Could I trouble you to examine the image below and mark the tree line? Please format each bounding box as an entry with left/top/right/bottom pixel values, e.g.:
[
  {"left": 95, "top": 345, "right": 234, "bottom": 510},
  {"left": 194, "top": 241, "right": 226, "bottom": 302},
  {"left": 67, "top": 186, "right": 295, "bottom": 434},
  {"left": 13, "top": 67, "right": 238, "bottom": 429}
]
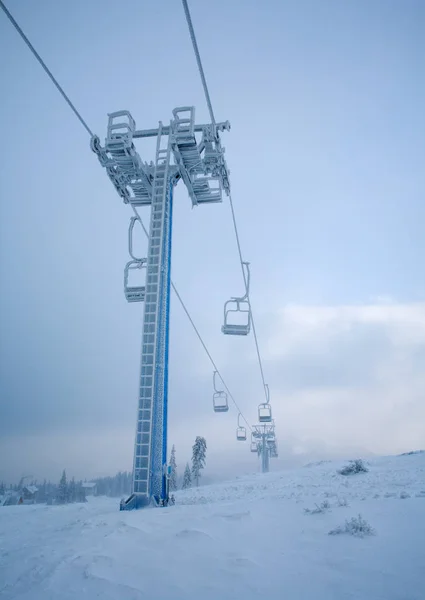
[
  {"left": 0, "top": 475, "right": 88, "bottom": 505},
  {"left": 0, "top": 435, "right": 207, "bottom": 504}
]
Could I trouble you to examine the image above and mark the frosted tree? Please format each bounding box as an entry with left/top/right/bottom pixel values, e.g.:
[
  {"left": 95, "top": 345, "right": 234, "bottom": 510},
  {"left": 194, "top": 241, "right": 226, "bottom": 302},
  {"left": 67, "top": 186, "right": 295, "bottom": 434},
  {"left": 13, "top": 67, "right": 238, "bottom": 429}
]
[
  {"left": 169, "top": 445, "right": 177, "bottom": 491},
  {"left": 182, "top": 463, "right": 192, "bottom": 489},
  {"left": 57, "top": 470, "right": 68, "bottom": 504},
  {"left": 191, "top": 436, "right": 207, "bottom": 487}
]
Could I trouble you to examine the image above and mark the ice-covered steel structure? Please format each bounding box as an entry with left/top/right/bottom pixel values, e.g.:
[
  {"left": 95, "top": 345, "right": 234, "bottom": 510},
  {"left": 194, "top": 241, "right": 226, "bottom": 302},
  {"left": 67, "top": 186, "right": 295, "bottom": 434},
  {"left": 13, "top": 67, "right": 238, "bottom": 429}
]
[{"left": 91, "top": 107, "right": 230, "bottom": 508}]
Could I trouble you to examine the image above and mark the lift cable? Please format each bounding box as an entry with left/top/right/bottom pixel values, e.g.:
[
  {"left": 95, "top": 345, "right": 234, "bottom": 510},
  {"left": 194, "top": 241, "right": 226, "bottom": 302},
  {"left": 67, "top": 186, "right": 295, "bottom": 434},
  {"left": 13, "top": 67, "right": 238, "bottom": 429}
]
[
  {"left": 132, "top": 207, "right": 252, "bottom": 431},
  {"left": 228, "top": 193, "right": 268, "bottom": 395},
  {"left": 181, "top": 0, "right": 216, "bottom": 127},
  {"left": 0, "top": 0, "right": 252, "bottom": 431},
  {"left": 181, "top": 0, "right": 270, "bottom": 404},
  {"left": 0, "top": 0, "right": 93, "bottom": 137}
]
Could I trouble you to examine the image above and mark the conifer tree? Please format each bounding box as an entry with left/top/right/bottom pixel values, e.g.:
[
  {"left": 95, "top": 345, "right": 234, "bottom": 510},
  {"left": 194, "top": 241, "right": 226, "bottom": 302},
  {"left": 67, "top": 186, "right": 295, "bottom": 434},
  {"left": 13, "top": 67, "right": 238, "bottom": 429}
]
[
  {"left": 58, "top": 470, "right": 68, "bottom": 504},
  {"left": 182, "top": 462, "right": 192, "bottom": 489},
  {"left": 191, "top": 436, "right": 207, "bottom": 487},
  {"left": 169, "top": 445, "right": 177, "bottom": 491}
]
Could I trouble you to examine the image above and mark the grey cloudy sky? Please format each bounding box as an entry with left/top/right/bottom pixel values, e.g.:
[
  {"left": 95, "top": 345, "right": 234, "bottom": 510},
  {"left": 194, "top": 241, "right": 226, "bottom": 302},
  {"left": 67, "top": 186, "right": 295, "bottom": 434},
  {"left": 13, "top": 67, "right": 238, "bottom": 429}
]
[{"left": 0, "top": 0, "right": 424, "bottom": 483}]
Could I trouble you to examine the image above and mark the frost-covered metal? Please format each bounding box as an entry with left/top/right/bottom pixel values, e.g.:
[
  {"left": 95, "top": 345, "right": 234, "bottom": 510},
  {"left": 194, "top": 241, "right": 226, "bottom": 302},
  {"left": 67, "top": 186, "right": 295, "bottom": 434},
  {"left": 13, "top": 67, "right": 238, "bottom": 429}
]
[
  {"left": 124, "top": 217, "right": 147, "bottom": 302},
  {"left": 222, "top": 262, "right": 251, "bottom": 336},
  {"left": 90, "top": 111, "right": 153, "bottom": 207},
  {"left": 252, "top": 411, "right": 278, "bottom": 472},
  {"left": 258, "top": 383, "right": 272, "bottom": 423},
  {"left": 124, "top": 259, "right": 147, "bottom": 302},
  {"left": 91, "top": 106, "right": 230, "bottom": 509},
  {"left": 236, "top": 413, "right": 247, "bottom": 441},
  {"left": 171, "top": 107, "right": 230, "bottom": 206},
  {"left": 132, "top": 123, "right": 174, "bottom": 504},
  {"left": 250, "top": 431, "right": 260, "bottom": 453},
  {"left": 258, "top": 403, "right": 272, "bottom": 423},
  {"left": 213, "top": 370, "right": 229, "bottom": 413}
]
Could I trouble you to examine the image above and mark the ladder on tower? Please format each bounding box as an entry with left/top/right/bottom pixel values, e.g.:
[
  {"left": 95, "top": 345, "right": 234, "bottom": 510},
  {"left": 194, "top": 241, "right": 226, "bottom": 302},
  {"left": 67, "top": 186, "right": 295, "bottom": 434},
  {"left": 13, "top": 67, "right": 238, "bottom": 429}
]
[{"left": 132, "top": 122, "right": 172, "bottom": 504}]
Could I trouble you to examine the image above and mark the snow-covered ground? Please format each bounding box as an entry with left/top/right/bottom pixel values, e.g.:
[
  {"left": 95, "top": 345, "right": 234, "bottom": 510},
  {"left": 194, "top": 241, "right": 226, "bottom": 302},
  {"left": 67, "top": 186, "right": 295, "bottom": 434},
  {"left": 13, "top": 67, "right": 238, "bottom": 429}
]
[{"left": 1, "top": 452, "right": 424, "bottom": 600}]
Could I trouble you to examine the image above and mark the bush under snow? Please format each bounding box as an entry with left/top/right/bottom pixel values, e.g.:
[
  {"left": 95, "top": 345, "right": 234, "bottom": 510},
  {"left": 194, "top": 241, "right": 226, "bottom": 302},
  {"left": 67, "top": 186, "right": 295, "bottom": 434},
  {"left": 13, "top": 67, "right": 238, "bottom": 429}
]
[
  {"left": 329, "top": 514, "right": 375, "bottom": 538},
  {"left": 304, "top": 500, "right": 331, "bottom": 514},
  {"left": 338, "top": 459, "right": 369, "bottom": 476}
]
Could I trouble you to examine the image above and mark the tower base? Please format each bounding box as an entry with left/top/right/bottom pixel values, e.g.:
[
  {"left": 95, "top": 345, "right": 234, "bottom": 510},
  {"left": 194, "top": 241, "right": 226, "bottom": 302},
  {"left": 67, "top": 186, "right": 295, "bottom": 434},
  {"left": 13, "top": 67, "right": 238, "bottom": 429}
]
[{"left": 119, "top": 493, "right": 151, "bottom": 511}]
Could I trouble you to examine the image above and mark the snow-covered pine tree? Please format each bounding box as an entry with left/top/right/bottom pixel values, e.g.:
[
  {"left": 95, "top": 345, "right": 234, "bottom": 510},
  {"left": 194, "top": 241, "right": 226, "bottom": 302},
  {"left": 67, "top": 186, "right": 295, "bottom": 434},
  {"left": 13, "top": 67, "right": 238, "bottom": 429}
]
[
  {"left": 169, "top": 445, "right": 177, "bottom": 491},
  {"left": 58, "top": 470, "right": 68, "bottom": 504},
  {"left": 182, "top": 462, "right": 192, "bottom": 489},
  {"left": 191, "top": 436, "right": 207, "bottom": 487}
]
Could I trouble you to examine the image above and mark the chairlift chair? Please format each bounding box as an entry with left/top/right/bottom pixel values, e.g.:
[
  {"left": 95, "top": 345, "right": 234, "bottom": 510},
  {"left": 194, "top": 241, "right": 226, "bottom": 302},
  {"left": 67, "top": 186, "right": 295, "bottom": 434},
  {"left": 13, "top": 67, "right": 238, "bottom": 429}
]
[
  {"left": 266, "top": 435, "right": 275, "bottom": 448},
  {"left": 258, "top": 403, "right": 272, "bottom": 423},
  {"left": 236, "top": 427, "right": 247, "bottom": 441},
  {"left": 124, "top": 259, "right": 146, "bottom": 302},
  {"left": 212, "top": 371, "right": 228, "bottom": 412},
  {"left": 106, "top": 110, "right": 136, "bottom": 146},
  {"left": 213, "top": 391, "right": 229, "bottom": 413},
  {"left": 221, "top": 262, "right": 251, "bottom": 336},
  {"left": 250, "top": 440, "right": 258, "bottom": 453},
  {"left": 236, "top": 413, "right": 247, "bottom": 441},
  {"left": 222, "top": 298, "right": 251, "bottom": 335}
]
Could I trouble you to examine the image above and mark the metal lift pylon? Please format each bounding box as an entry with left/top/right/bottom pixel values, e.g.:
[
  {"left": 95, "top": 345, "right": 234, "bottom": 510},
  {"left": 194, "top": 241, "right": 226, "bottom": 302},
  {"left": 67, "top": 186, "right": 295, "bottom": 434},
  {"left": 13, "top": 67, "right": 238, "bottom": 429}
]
[
  {"left": 91, "top": 107, "right": 231, "bottom": 509},
  {"left": 251, "top": 421, "right": 278, "bottom": 474},
  {"left": 130, "top": 124, "right": 174, "bottom": 508}
]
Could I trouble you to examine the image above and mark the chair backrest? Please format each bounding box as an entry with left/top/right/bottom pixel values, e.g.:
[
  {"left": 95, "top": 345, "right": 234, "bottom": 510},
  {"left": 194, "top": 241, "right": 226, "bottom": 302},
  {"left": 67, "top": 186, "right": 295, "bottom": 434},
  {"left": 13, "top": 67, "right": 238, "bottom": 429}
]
[
  {"left": 213, "top": 391, "right": 228, "bottom": 412},
  {"left": 258, "top": 403, "right": 272, "bottom": 422},
  {"left": 236, "top": 426, "right": 247, "bottom": 441}
]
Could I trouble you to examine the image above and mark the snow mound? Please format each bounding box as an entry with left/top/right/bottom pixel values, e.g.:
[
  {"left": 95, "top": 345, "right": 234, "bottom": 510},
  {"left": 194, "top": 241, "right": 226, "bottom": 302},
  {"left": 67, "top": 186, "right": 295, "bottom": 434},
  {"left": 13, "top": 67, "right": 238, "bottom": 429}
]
[{"left": 0, "top": 452, "right": 424, "bottom": 600}]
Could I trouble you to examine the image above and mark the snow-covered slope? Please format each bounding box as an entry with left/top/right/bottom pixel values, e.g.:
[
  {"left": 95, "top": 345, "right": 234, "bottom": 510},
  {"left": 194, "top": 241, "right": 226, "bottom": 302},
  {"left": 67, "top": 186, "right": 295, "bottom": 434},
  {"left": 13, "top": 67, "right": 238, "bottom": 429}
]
[{"left": 1, "top": 453, "right": 424, "bottom": 600}]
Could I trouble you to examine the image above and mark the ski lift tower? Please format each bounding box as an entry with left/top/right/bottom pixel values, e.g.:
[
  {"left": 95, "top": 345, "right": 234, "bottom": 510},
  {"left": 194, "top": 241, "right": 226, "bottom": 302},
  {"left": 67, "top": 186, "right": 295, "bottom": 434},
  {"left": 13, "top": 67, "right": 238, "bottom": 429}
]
[
  {"left": 91, "top": 107, "right": 230, "bottom": 509},
  {"left": 252, "top": 421, "right": 278, "bottom": 473}
]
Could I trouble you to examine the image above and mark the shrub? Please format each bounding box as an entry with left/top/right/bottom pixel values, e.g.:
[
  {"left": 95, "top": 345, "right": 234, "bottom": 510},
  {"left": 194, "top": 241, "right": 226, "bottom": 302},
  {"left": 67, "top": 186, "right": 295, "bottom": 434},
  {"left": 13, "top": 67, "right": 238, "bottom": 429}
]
[
  {"left": 329, "top": 514, "right": 375, "bottom": 538},
  {"left": 338, "top": 459, "right": 369, "bottom": 476},
  {"left": 304, "top": 500, "right": 331, "bottom": 514}
]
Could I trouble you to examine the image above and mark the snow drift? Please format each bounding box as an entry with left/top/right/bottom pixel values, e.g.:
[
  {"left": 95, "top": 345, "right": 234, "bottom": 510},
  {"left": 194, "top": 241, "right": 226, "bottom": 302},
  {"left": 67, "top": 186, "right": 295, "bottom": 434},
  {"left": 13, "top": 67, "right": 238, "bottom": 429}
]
[{"left": 1, "top": 452, "right": 424, "bottom": 599}]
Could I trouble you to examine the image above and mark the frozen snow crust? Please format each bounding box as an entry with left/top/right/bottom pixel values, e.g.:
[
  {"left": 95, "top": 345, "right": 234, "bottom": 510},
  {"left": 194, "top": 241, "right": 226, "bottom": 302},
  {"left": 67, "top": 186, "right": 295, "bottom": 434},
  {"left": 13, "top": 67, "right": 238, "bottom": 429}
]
[{"left": 1, "top": 452, "right": 424, "bottom": 599}]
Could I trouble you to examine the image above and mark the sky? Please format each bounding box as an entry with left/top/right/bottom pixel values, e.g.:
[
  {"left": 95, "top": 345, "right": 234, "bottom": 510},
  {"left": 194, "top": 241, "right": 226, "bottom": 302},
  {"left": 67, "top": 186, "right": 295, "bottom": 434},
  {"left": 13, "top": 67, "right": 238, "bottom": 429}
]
[{"left": 0, "top": 0, "right": 424, "bottom": 484}]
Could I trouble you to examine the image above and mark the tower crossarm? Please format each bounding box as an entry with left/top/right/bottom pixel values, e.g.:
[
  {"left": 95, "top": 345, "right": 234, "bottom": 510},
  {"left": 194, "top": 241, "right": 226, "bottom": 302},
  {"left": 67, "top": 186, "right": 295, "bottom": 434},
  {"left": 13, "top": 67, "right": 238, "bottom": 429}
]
[{"left": 133, "top": 121, "right": 230, "bottom": 139}]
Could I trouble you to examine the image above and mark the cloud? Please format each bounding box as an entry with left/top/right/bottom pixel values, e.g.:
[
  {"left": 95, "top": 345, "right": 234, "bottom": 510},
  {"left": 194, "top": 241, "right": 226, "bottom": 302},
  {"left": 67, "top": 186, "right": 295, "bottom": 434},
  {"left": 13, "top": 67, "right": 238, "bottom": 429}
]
[
  {"left": 1, "top": 300, "right": 424, "bottom": 483},
  {"left": 262, "top": 302, "right": 425, "bottom": 457}
]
